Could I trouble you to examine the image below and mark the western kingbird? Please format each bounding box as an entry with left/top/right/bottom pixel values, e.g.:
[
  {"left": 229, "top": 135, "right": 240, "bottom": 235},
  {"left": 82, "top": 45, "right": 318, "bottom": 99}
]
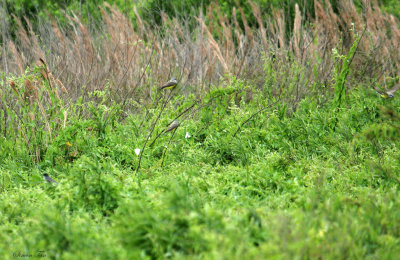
[
  {"left": 159, "top": 77, "right": 178, "bottom": 90},
  {"left": 43, "top": 173, "right": 58, "bottom": 184},
  {"left": 165, "top": 120, "right": 179, "bottom": 133},
  {"left": 375, "top": 84, "right": 400, "bottom": 99}
]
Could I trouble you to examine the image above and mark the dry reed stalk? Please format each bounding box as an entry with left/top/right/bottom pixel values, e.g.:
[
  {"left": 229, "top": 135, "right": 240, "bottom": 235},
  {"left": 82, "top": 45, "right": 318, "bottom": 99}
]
[
  {"left": 340, "top": 0, "right": 363, "bottom": 32},
  {"left": 216, "top": 5, "right": 234, "bottom": 67},
  {"left": 235, "top": 0, "right": 254, "bottom": 45},
  {"left": 207, "top": 3, "right": 215, "bottom": 37},
  {"left": 197, "top": 17, "right": 229, "bottom": 73},
  {"left": 268, "top": 11, "right": 277, "bottom": 41},
  {"left": 215, "top": 6, "right": 228, "bottom": 53},
  {"left": 51, "top": 16, "right": 65, "bottom": 46},
  {"left": 249, "top": 0, "right": 268, "bottom": 52},
  {"left": 133, "top": 5, "right": 145, "bottom": 34},
  {"left": 200, "top": 41, "right": 212, "bottom": 89},
  {"left": 107, "top": 6, "right": 149, "bottom": 88},
  {"left": 197, "top": 33, "right": 206, "bottom": 85},
  {"left": 316, "top": 0, "right": 340, "bottom": 46},
  {"left": 38, "top": 58, "right": 61, "bottom": 101},
  {"left": 341, "top": 0, "right": 369, "bottom": 51},
  {"left": 206, "top": 56, "right": 215, "bottom": 84},
  {"left": 293, "top": 4, "right": 302, "bottom": 60},
  {"left": 212, "top": 4, "right": 223, "bottom": 42},
  {"left": 171, "top": 48, "right": 178, "bottom": 68},
  {"left": 111, "top": 5, "right": 135, "bottom": 47},
  {"left": 301, "top": 30, "right": 316, "bottom": 64},
  {"left": 8, "top": 41, "right": 24, "bottom": 74},
  {"left": 73, "top": 14, "right": 94, "bottom": 63},
  {"left": 154, "top": 41, "right": 163, "bottom": 69},
  {"left": 314, "top": 0, "right": 336, "bottom": 55},
  {"left": 173, "top": 18, "right": 185, "bottom": 42},
  {"left": 388, "top": 15, "right": 400, "bottom": 45},
  {"left": 387, "top": 15, "right": 400, "bottom": 73},
  {"left": 56, "top": 79, "right": 68, "bottom": 94},
  {"left": 274, "top": 10, "right": 286, "bottom": 49},
  {"left": 326, "top": 1, "right": 342, "bottom": 32},
  {"left": 9, "top": 80, "right": 24, "bottom": 104},
  {"left": 39, "top": 65, "right": 48, "bottom": 81},
  {"left": 236, "top": 40, "right": 250, "bottom": 76},
  {"left": 232, "top": 7, "right": 243, "bottom": 52},
  {"left": 222, "top": 13, "right": 234, "bottom": 57},
  {"left": 12, "top": 15, "right": 30, "bottom": 49},
  {"left": 224, "top": 13, "right": 235, "bottom": 60},
  {"left": 101, "top": 7, "right": 119, "bottom": 46},
  {"left": 48, "top": 72, "right": 61, "bottom": 101},
  {"left": 166, "top": 24, "right": 181, "bottom": 65},
  {"left": 231, "top": 5, "right": 247, "bottom": 74},
  {"left": 371, "top": 4, "right": 390, "bottom": 57},
  {"left": 3, "top": 0, "right": 399, "bottom": 107},
  {"left": 68, "top": 26, "right": 84, "bottom": 73},
  {"left": 372, "top": 0, "right": 385, "bottom": 31},
  {"left": 24, "top": 16, "right": 45, "bottom": 59},
  {"left": 363, "top": 0, "right": 377, "bottom": 35}
]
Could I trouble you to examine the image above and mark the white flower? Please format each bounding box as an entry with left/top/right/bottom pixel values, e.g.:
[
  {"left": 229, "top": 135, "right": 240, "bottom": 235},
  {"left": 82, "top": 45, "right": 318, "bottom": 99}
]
[
  {"left": 134, "top": 148, "right": 141, "bottom": 156},
  {"left": 185, "top": 132, "right": 191, "bottom": 139}
]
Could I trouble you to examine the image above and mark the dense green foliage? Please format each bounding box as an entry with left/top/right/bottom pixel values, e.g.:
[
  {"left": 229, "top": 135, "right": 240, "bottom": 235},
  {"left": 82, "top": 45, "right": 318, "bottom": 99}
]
[{"left": 1, "top": 69, "right": 400, "bottom": 258}]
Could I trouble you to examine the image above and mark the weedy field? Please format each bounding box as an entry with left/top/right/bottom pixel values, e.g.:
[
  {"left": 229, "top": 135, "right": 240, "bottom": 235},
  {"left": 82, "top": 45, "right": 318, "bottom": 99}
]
[{"left": 1, "top": 0, "right": 400, "bottom": 259}]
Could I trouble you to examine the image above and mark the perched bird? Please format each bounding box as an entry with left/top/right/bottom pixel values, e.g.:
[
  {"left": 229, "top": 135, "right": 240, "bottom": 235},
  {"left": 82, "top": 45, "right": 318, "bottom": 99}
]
[
  {"left": 159, "top": 77, "right": 178, "bottom": 90},
  {"left": 375, "top": 84, "right": 400, "bottom": 99},
  {"left": 165, "top": 120, "right": 179, "bottom": 133},
  {"left": 43, "top": 173, "right": 58, "bottom": 184}
]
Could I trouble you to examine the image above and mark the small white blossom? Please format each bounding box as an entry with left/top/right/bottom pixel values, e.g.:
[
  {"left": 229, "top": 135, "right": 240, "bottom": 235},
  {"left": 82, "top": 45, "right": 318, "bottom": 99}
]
[
  {"left": 185, "top": 132, "right": 191, "bottom": 139},
  {"left": 134, "top": 148, "right": 141, "bottom": 156}
]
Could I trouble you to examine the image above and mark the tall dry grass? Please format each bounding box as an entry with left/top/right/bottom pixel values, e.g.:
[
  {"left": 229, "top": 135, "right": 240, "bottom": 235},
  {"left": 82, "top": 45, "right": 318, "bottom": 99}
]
[
  {"left": 0, "top": 0, "right": 399, "bottom": 108},
  {"left": 2, "top": 60, "right": 67, "bottom": 163}
]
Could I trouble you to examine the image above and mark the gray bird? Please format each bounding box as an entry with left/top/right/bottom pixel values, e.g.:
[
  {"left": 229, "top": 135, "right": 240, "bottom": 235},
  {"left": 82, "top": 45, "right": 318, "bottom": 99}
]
[
  {"left": 43, "top": 173, "right": 58, "bottom": 184},
  {"left": 159, "top": 77, "right": 178, "bottom": 90},
  {"left": 375, "top": 84, "right": 400, "bottom": 99},
  {"left": 165, "top": 120, "right": 179, "bottom": 133}
]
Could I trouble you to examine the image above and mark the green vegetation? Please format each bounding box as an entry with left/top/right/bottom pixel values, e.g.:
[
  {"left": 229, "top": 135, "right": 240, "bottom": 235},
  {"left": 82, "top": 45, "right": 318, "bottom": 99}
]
[
  {"left": 1, "top": 67, "right": 400, "bottom": 259},
  {"left": 1, "top": 0, "right": 400, "bottom": 258}
]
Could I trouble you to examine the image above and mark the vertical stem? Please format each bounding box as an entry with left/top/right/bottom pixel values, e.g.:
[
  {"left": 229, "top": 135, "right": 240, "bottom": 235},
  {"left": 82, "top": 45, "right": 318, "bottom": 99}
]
[
  {"left": 1, "top": 0, "right": 9, "bottom": 76},
  {"left": 136, "top": 89, "right": 174, "bottom": 174},
  {"left": 161, "top": 127, "right": 177, "bottom": 168}
]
